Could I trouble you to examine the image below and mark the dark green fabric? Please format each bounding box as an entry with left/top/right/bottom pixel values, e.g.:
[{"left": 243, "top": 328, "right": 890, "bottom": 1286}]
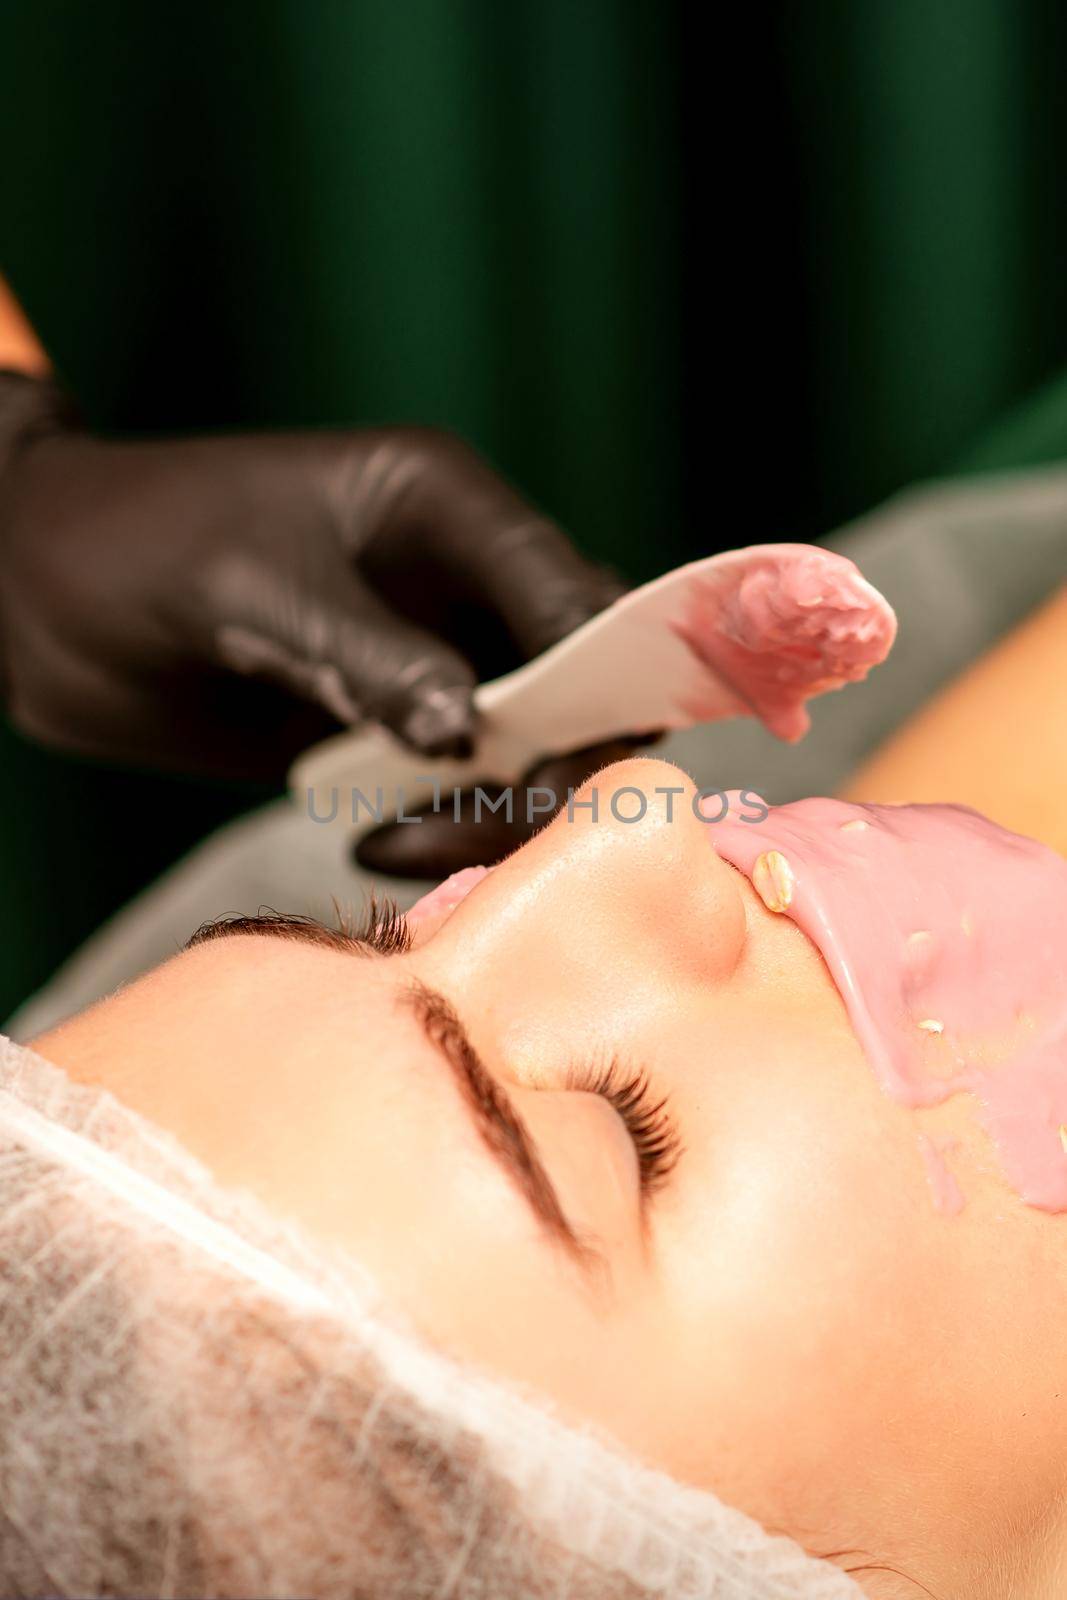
[
  {"left": 780, "top": 0, "right": 1067, "bottom": 526},
  {"left": 4, "top": 0, "right": 1067, "bottom": 1018},
  {"left": 953, "top": 370, "right": 1067, "bottom": 474},
  {"left": 2, "top": 0, "right": 680, "bottom": 566}
]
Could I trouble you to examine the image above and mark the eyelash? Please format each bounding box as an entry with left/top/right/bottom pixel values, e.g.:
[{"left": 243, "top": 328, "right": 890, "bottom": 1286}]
[
  {"left": 567, "top": 1060, "right": 683, "bottom": 1195},
  {"left": 350, "top": 893, "right": 415, "bottom": 954},
  {"left": 355, "top": 898, "right": 682, "bottom": 1193}
]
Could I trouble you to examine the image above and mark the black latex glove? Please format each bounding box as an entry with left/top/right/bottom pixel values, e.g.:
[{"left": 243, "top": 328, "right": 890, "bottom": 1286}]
[{"left": 0, "top": 369, "right": 625, "bottom": 783}]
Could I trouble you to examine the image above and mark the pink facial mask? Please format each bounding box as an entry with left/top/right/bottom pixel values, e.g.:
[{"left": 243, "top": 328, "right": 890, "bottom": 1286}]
[
  {"left": 708, "top": 796, "right": 1067, "bottom": 1213},
  {"left": 406, "top": 866, "right": 493, "bottom": 931}
]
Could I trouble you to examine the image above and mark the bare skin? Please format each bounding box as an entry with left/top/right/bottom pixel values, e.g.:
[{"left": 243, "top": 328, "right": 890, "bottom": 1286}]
[
  {"left": 5, "top": 285, "right": 1062, "bottom": 1588},
  {"left": 0, "top": 275, "right": 50, "bottom": 375},
  {"left": 33, "top": 733, "right": 1067, "bottom": 1599}
]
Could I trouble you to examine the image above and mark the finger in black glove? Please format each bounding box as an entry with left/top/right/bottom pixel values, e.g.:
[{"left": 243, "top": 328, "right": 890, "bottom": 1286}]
[{"left": 0, "top": 371, "right": 624, "bottom": 781}]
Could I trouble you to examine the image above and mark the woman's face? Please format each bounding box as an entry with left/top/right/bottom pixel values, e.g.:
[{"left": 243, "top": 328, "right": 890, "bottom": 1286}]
[{"left": 35, "top": 760, "right": 1067, "bottom": 1597}]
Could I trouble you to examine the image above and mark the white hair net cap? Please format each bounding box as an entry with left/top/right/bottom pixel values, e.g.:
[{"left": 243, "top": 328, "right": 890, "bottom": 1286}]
[{"left": 0, "top": 1035, "right": 861, "bottom": 1599}]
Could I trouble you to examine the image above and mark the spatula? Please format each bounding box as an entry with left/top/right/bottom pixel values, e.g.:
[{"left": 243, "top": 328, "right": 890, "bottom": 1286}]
[{"left": 289, "top": 542, "right": 897, "bottom": 842}]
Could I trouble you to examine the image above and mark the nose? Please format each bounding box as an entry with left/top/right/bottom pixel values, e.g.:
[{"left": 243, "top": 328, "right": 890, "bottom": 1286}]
[{"left": 421, "top": 759, "right": 750, "bottom": 1040}]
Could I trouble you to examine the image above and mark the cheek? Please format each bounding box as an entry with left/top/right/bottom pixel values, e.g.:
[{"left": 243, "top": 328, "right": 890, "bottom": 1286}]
[
  {"left": 655, "top": 1025, "right": 947, "bottom": 1517},
  {"left": 289, "top": 1034, "right": 619, "bottom": 1410}
]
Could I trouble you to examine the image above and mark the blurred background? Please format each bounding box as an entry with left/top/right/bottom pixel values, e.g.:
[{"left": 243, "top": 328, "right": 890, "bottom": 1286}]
[{"left": 3, "top": 0, "right": 1067, "bottom": 1018}]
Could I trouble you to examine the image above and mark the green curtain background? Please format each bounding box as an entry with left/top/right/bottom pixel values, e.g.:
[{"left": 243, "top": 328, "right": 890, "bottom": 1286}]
[
  {"left": 3, "top": 0, "right": 1067, "bottom": 1019},
  {"left": 780, "top": 0, "right": 1067, "bottom": 516}
]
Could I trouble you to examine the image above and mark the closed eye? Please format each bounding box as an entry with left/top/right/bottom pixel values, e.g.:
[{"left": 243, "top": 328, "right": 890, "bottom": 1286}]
[
  {"left": 186, "top": 903, "right": 681, "bottom": 1214},
  {"left": 567, "top": 1060, "right": 683, "bottom": 1198}
]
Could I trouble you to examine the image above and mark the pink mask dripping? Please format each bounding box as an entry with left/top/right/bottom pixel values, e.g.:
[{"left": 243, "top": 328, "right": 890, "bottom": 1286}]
[{"left": 708, "top": 796, "right": 1067, "bottom": 1214}]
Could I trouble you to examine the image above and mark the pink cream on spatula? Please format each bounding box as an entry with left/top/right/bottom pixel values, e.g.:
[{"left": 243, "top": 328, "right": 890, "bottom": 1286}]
[
  {"left": 292, "top": 544, "right": 898, "bottom": 845},
  {"left": 670, "top": 547, "right": 896, "bottom": 741},
  {"left": 707, "top": 795, "right": 1067, "bottom": 1214}
]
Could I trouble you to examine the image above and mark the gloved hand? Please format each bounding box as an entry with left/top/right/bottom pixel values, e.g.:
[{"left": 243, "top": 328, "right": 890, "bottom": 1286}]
[{"left": 0, "top": 369, "right": 625, "bottom": 783}]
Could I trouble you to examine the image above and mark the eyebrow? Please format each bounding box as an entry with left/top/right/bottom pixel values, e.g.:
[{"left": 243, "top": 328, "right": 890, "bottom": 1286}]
[
  {"left": 401, "top": 978, "right": 599, "bottom": 1271},
  {"left": 184, "top": 913, "right": 601, "bottom": 1274}
]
